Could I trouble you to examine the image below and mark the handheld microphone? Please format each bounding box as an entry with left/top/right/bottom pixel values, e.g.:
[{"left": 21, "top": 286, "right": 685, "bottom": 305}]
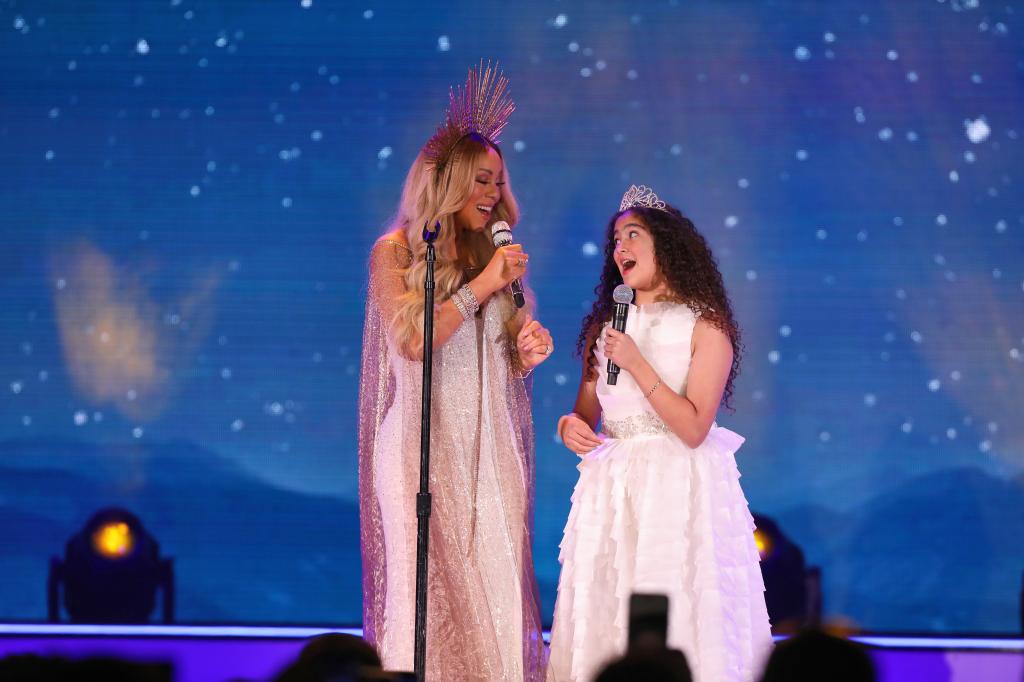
[
  {"left": 606, "top": 284, "right": 634, "bottom": 385},
  {"left": 490, "top": 221, "right": 526, "bottom": 308}
]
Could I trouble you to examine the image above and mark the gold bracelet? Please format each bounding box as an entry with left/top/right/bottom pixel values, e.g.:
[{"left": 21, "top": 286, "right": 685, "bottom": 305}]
[{"left": 644, "top": 380, "right": 662, "bottom": 399}]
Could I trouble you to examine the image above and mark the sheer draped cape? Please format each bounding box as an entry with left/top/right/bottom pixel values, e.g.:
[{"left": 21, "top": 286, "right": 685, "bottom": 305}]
[{"left": 358, "top": 238, "right": 545, "bottom": 680}]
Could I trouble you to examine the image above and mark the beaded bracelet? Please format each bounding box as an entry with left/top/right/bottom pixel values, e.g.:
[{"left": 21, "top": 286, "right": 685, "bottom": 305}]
[
  {"left": 644, "top": 380, "right": 662, "bottom": 399},
  {"left": 451, "top": 291, "right": 470, "bottom": 320},
  {"left": 454, "top": 284, "right": 479, "bottom": 320},
  {"left": 451, "top": 285, "right": 479, "bottom": 321}
]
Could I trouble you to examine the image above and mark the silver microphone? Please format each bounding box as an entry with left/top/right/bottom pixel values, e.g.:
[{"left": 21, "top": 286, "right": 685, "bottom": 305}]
[
  {"left": 607, "top": 284, "right": 634, "bottom": 385},
  {"left": 490, "top": 221, "right": 526, "bottom": 308}
]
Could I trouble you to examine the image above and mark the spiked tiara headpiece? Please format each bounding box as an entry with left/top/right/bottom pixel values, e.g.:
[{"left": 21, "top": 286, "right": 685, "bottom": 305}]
[
  {"left": 422, "top": 61, "right": 515, "bottom": 169},
  {"left": 619, "top": 184, "right": 668, "bottom": 212}
]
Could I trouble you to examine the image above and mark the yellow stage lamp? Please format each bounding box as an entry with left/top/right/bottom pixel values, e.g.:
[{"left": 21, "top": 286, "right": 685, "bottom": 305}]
[
  {"left": 92, "top": 522, "right": 135, "bottom": 559},
  {"left": 754, "top": 527, "right": 773, "bottom": 560}
]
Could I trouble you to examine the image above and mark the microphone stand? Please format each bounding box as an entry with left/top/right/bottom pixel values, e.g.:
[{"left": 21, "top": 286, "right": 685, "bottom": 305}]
[{"left": 413, "top": 221, "right": 439, "bottom": 681}]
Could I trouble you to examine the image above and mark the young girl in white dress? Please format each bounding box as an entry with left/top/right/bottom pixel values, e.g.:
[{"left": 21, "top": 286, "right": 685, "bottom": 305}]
[{"left": 547, "top": 186, "right": 773, "bottom": 682}]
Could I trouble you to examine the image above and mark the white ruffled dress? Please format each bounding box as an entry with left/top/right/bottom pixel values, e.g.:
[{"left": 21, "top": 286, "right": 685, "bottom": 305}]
[{"left": 547, "top": 302, "right": 773, "bottom": 682}]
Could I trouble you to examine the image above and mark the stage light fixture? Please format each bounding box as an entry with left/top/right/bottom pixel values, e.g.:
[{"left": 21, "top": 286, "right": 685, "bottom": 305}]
[
  {"left": 48, "top": 507, "right": 174, "bottom": 624},
  {"left": 753, "top": 513, "right": 821, "bottom": 633},
  {"left": 754, "top": 526, "right": 773, "bottom": 559},
  {"left": 92, "top": 520, "right": 135, "bottom": 559}
]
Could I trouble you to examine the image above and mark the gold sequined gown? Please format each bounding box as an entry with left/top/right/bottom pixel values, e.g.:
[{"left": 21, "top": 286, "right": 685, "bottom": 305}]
[
  {"left": 547, "top": 302, "right": 773, "bottom": 682},
  {"left": 358, "top": 239, "right": 546, "bottom": 681}
]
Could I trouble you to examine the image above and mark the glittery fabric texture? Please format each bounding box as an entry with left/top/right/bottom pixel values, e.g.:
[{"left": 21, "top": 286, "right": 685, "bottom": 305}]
[
  {"left": 602, "top": 413, "right": 672, "bottom": 439},
  {"left": 358, "top": 239, "right": 546, "bottom": 681}
]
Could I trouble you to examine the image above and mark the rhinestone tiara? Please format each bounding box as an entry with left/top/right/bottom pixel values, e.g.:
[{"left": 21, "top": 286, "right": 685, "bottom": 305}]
[{"left": 619, "top": 184, "right": 668, "bottom": 212}]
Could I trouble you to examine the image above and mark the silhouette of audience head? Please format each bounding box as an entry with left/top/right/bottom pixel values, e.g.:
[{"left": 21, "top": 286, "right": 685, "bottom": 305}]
[
  {"left": 760, "top": 628, "right": 876, "bottom": 682},
  {"left": 272, "top": 632, "right": 391, "bottom": 682},
  {"left": 595, "top": 648, "right": 693, "bottom": 682}
]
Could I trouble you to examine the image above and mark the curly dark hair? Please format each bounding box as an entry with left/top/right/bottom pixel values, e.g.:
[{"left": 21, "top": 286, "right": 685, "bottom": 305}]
[{"left": 576, "top": 204, "right": 743, "bottom": 409}]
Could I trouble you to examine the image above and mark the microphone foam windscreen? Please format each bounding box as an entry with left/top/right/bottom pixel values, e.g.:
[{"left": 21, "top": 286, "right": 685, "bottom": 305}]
[
  {"left": 490, "top": 221, "right": 512, "bottom": 245},
  {"left": 612, "top": 284, "right": 634, "bottom": 305}
]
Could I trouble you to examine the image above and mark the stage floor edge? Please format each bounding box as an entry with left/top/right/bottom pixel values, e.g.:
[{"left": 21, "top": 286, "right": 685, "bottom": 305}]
[{"left": 0, "top": 625, "right": 1021, "bottom": 682}]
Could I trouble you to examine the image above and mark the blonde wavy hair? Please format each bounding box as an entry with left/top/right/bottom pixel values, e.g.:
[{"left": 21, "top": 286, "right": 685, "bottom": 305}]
[{"left": 390, "top": 133, "right": 526, "bottom": 357}]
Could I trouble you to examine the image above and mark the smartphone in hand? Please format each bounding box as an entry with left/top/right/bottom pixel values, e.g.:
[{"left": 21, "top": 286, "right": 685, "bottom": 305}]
[{"left": 628, "top": 592, "right": 669, "bottom": 651}]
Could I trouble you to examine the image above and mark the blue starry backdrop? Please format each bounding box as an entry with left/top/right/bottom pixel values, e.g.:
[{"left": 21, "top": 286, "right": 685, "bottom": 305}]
[{"left": 1, "top": 0, "right": 1022, "bottom": 631}]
